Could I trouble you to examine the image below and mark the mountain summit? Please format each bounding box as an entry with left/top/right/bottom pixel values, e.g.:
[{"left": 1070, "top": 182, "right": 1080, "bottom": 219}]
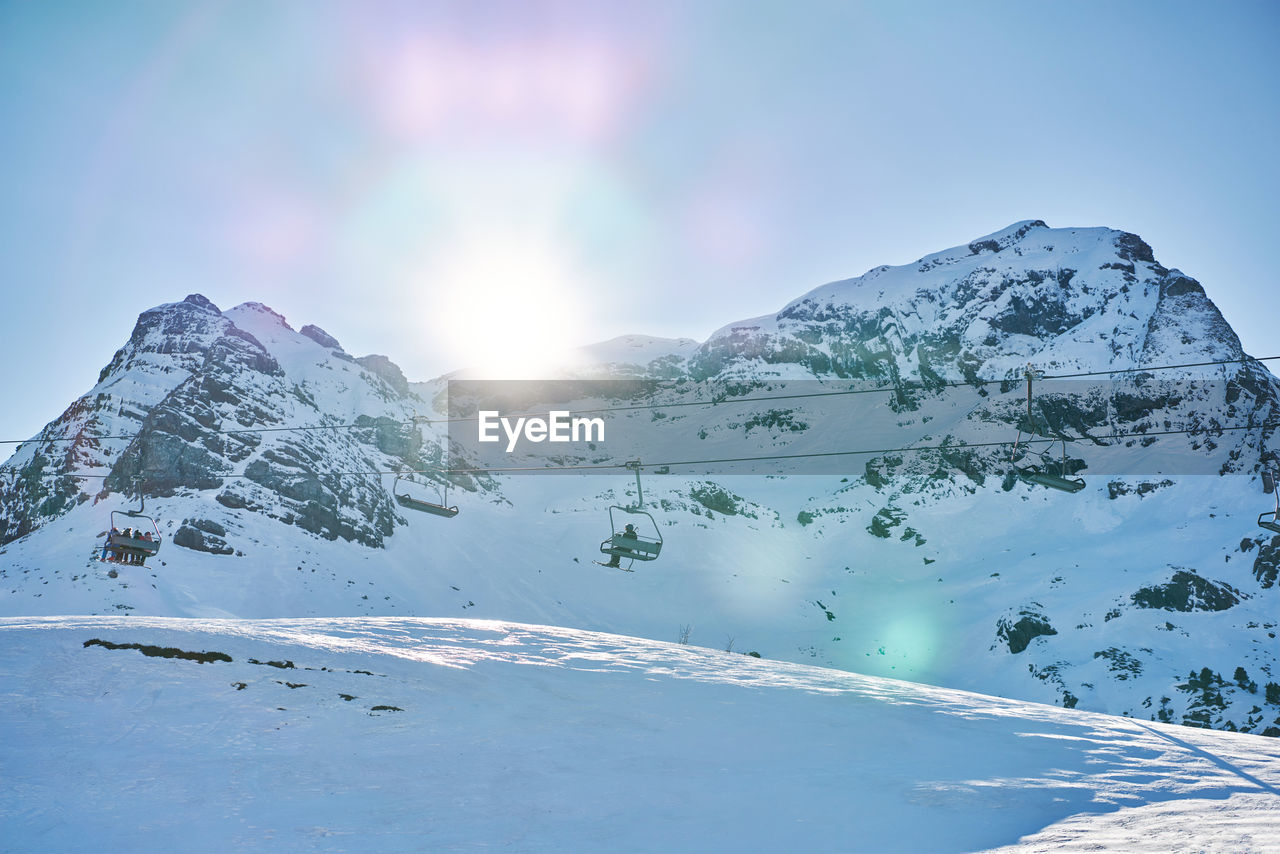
[{"left": 692, "top": 221, "right": 1242, "bottom": 384}]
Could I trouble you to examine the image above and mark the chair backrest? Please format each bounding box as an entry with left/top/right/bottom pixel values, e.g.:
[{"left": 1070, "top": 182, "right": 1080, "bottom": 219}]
[
  {"left": 1025, "top": 472, "right": 1085, "bottom": 493},
  {"left": 611, "top": 534, "right": 661, "bottom": 556},
  {"left": 109, "top": 532, "right": 161, "bottom": 555}
]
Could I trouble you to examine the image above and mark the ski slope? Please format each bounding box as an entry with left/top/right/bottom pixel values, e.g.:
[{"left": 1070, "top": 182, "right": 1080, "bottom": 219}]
[{"left": 3, "top": 616, "right": 1279, "bottom": 853}]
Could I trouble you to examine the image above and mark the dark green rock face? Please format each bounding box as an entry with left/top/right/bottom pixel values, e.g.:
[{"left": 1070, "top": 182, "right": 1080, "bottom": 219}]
[
  {"left": 997, "top": 610, "right": 1058, "bottom": 654},
  {"left": 1130, "top": 570, "right": 1241, "bottom": 613}
]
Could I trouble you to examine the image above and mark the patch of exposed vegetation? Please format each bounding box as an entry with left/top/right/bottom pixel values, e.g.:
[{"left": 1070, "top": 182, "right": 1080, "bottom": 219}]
[{"left": 83, "top": 638, "right": 231, "bottom": 664}]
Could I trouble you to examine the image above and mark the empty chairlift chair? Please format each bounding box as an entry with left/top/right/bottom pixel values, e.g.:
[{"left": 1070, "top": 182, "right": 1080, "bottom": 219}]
[
  {"left": 393, "top": 471, "right": 459, "bottom": 518},
  {"left": 1260, "top": 459, "right": 1280, "bottom": 534},
  {"left": 1009, "top": 365, "right": 1086, "bottom": 494},
  {"left": 1011, "top": 435, "right": 1086, "bottom": 493}
]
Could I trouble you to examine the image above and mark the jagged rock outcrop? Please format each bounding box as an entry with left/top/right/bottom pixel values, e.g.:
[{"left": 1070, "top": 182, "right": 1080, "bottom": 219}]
[
  {"left": 1130, "top": 569, "right": 1242, "bottom": 613},
  {"left": 0, "top": 295, "right": 473, "bottom": 549},
  {"left": 996, "top": 607, "right": 1058, "bottom": 654}
]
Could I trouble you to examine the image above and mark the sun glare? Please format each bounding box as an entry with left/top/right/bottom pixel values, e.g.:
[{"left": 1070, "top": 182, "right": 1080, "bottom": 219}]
[{"left": 428, "top": 234, "right": 590, "bottom": 379}]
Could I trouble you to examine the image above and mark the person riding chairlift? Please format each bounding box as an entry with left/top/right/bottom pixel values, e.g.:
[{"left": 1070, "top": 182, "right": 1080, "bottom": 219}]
[
  {"left": 604, "top": 523, "right": 639, "bottom": 568},
  {"left": 104, "top": 527, "right": 122, "bottom": 563}
]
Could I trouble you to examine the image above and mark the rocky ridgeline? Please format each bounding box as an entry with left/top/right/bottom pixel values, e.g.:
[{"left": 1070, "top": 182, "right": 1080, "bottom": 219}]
[
  {"left": 691, "top": 222, "right": 1236, "bottom": 381},
  {"left": 5, "top": 223, "right": 1277, "bottom": 547}
]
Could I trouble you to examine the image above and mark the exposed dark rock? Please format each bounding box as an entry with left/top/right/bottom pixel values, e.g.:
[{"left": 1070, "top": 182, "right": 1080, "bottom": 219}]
[
  {"left": 354, "top": 415, "right": 422, "bottom": 459},
  {"left": 968, "top": 221, "right": 1045, "bottom": 255},
  {"left": 182, "top": 293, "right": 221, "bottom": 313},
  {"left": 997, "top": 608, "right": 1057, "bottom": 654},
  {"left": 867, "top": 506, "right": 906, "bottom": 538},
  {"left": 357, "top": 354, "right": 410, "bottom": 397},
  {"left": 1130, "top": 569, "right": 1241, "bottom": 613},
  {"left": 864, "top": 456, "right": 902, "bottom": 489},
  {"left": 1093, "top": 647, "right": 1143, "bottom": 680},
  {"left": 740, "top": 408, "right": 808, "bottom": 435},
  {"left": 300, "top": 324, "right": 342, "bottom": 350},
  {"left": 689, "top": 482, "right": 742, "bottom": 516},
  {"left": 173, "top": 520, "right": 234, "bottom": 555},
  {"left": 84, "top": 638, "right": 232, "bottom": 663},
  {"left": 1107, "top": 479, "right": 1175, "bottom": 500},
  {"left": 1162, "top": 274, "right": 1205, "bottom": 299},
  {"left": 1252, "top": 537, "right": 1280, "bottom": 588},
  {"left": 936, "top": 446, "right": 985, "bottom": 486},
  {"left": 989, "top": 286, "right": 1080, "bottom": 338},
  {"left": 1114, "top": 232, "right": 1155, "bottom": 264}
]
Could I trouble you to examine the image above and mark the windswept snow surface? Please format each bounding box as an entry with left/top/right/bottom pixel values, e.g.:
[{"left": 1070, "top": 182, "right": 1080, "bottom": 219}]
[{"left": 3, "top": 616, "right": 1279, "bottom": 853}]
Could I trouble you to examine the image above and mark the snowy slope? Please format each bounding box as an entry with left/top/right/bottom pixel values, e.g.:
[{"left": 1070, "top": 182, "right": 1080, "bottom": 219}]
[{"left": 3, "top": 615, "right": 1280, "bottom": 854}]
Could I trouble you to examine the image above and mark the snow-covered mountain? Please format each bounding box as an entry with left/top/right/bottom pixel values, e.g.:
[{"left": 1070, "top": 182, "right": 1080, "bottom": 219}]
[
  {"left": 693, "top": 220, "right": 1242, "bottom": 382},
  {"left": 3, "top": 220, "right": 1280, "bottom": 742}
]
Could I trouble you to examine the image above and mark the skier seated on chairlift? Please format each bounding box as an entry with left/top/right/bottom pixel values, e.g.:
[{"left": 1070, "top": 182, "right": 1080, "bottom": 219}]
[
  {"left": 104, "top": 527, "right": 122, "bottom": 563},
  {"left": 603, "top": 523, "right": 639, "bottom": 568},
  {"left": 122, "top": 528, "right": 136, "bottom": 564}
]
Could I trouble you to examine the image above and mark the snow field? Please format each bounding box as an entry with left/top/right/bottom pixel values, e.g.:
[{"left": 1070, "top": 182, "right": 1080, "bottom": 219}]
[{"left": 3, "top": 616, "right": 1280, "bottom": 853}]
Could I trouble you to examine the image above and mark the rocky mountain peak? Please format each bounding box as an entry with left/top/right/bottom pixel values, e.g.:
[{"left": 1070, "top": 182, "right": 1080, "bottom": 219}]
[
  {"left": 690, "top": 221, "right": 1243, "bottom": 384},
  {"left": 965, "top": 219, "right": 1049, "bottom": 254},
  {"left": 180, "top": 293, "right": 221, "bottom": 313},
  {"left": 356, "top": 354, "right": 411, "bottom": 397},
  {"left": 300, "top": 324, "right": 344, "bottom": 351},
  {"left": 0, "top": 293, "right": 444, "bottom": 548}
]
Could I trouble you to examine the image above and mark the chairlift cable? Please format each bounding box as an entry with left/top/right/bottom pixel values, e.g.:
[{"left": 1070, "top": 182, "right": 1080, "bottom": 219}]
[
  {"left": 1, "top": 354, "right": 1277, "bottom": 447},
  {"left": 17, "top": 420, "right": 1277, "bottom": 482}
]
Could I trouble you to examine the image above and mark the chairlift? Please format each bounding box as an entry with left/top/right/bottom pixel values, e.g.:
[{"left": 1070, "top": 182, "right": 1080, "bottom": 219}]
[
  {"left": 101, "top": 478, "right": 162, "bottom": 564},
  {"left": 1260, "top": 455, "right": 1280, "bottom": 534},
  {"left": 1011, "top": 435, "right": 1087, "bottom": 493},
  {"left": 393, "top": 470, "right": 459, "bottom": 518},
  {"left": 1009, "top": 365, "right": 1086, "bottom": 493},
  {"left": 597, "top": 460, "right": 663, "bottom": 569}
]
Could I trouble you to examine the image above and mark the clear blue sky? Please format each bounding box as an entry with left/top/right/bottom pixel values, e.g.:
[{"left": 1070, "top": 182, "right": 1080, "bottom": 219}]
[{"left": 1, "top": 0, "right": 1277, "bottom": 442}]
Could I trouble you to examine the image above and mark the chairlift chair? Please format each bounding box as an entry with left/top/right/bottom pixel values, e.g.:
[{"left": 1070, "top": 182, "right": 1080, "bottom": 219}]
[
  {"left": 105, "top": 510, "right": 163, "bottom": 559},
  {"left": 597, "top": 460, "right": 663, "bottom": 568},
  {"left": 1260, "top": 460, "right": 1280, "bottom": 534},
  {"left": 1009, "top": 365, "right": 1086, "bottom": 494},
  {"left": 393, "top": 471, "right": 459, "bottom": 518},
  {"left": 1011, "top": 433, "right": 1086, "bottom": 493},
  {"left": 102, "top": 481, "right": 162, "bottom": 563},
  {"left": 599, "top": 505, "right": 664, "bottom": 564}
]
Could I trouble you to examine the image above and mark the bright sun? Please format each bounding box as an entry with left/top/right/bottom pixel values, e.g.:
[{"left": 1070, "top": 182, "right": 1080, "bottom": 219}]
[{"left": 429, "top": 233, "right": 590, "bottom": 379}]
